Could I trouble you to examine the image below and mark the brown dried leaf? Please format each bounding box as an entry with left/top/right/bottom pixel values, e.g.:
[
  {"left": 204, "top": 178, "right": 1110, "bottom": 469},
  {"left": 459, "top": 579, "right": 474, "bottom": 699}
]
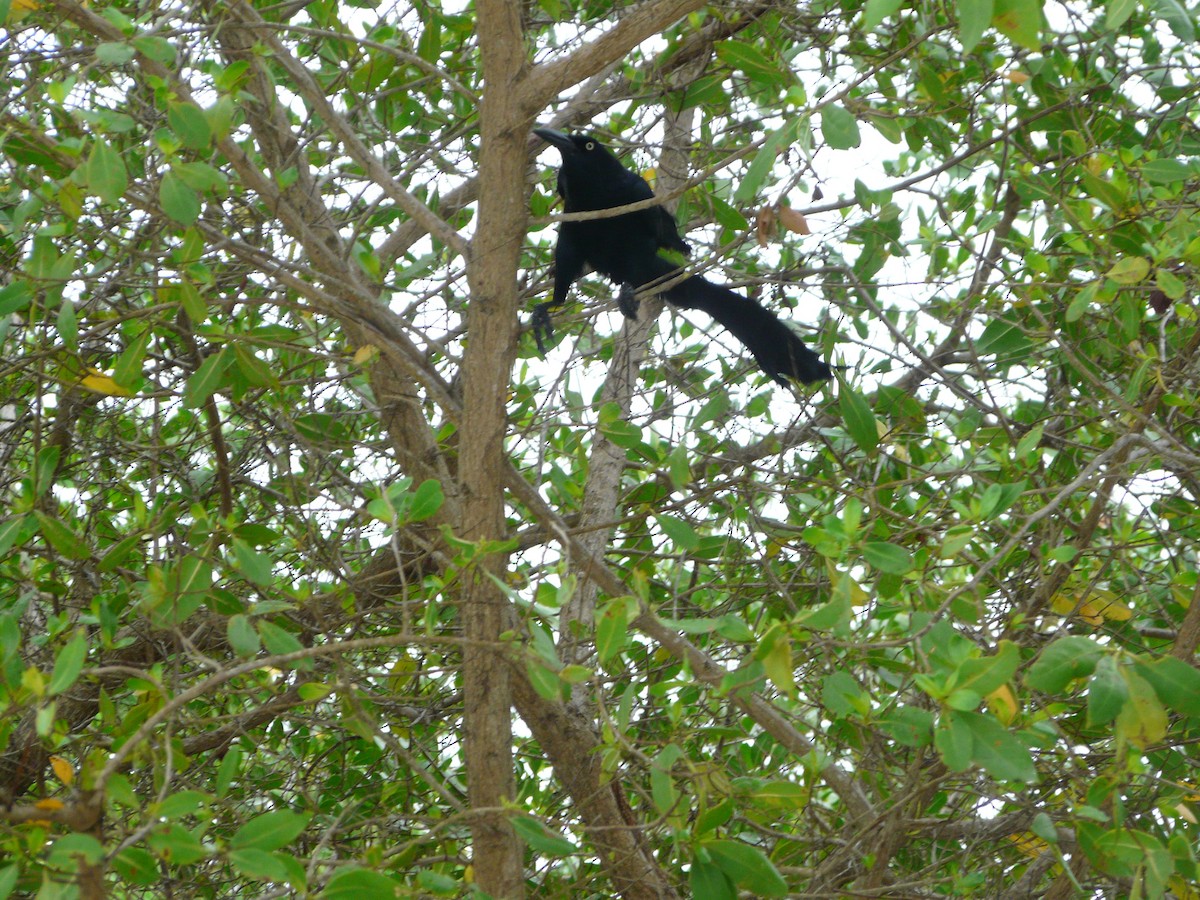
[
  {"left": 777, "top": 205, "right": 811, "bottom": 235},
  {"left": 755, "top": 205, "right": 774, "bottom": 248}
]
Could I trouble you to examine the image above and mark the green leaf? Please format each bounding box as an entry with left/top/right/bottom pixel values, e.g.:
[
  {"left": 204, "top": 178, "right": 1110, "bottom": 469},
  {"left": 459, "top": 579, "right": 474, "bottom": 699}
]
[
  {"left": 47, "top": 833, "right": 105, "bottom": 868},
  {"left": 161, "top": 171, "right": 201, "bottom": 225},
  {"left": 1156, "top": 267, "right": 1186, "bottom": 300},
  {"left": 880, "top": 706, "right": 934, "bottom": 747},
  {"left": 86, "top": 137, "right": 128, "bottom": 204},
  {"left": 298, "top": 682, "right": 332, "bottom": 701},
  {"left": 1134, "top": 655, "right": 1200, "bottom": 717},
  {"left": 715, "top": 40, "right": 792, "bottom": 87},
  {"left": 666, "top": 443, "right": 692, "bottom": 489},
  {"left": 596, "top": 598, "right": 630, "bottom": 664},
  {"left": 257, "top": 620, "right": 307, "bottom": 664},
  {"left": 148, "top": 825, "right": 209, "bottom": 866},
  {"left": 34, "top": 510, "right": 90, "bottom": 559},
  {"left": 1141, "top": 158, "right": 1191, "bottom": 184},
  {"left": 231, "top": 538, "right": 273, "bottom": 586},
  {"left": 1086, "top": 656, "right": 1128, "bottom": 727},
  {"left": 0, "top": 865, "right": 15, "bottom": 900},
  {"left": 131, "top": 35, "right": 176, "bottom": 63},
  {"left": 703, "top": 840, "right": 788, "bottom": 896},
  {"left": 957, "top": 0, "right": 995, "bottom": 51},
  {"left": 174, "top": 161, "right": 228, "bottom": 193},
  {"left": 416, "top": 869, "right": 458, "bottom": 894},
  {"left": 154, "top": 790, "right": 210, "bottom": 820},
  {"left": 112, "top": 848, "right": 159, "bottom": 885},
  {"left": 48, "top": 630, "right": 87, "bottom": 696},
  {"left": 953, "top": 641, "right": 1020, "bottom": 696},
  {"left": 979, "top": 481, "right": 1025, "bottom": 518},
  {"left": 734, "top": 127, "right": 788, "bottom": 203},
  {"left": 1106, "top": 256, "right": 1150, "bottom": 284},
  {"left": 1025, "top": 636, "right": 1104, "bottom": 692},
  {"left": 863, "top": 541, "right": 913, "bottom": 574},
  {"left": 168, "top": 101, "right": 212, "bottom": 150},
  {"left": 935, "top": 714, "right": 974, "bottom": 770},
  {"left": 215, "top": 748, "right": 241, "bottom": 799},
  {"left": 0, "top": 281, "right": 33, "bottom": 316},
  {"left": 323, "top": 867, "right": 403, "bottom": 899},
  {"left": 650, "top": 761, "right": 679, "bottom": 815},
  {"left": 0, "top": 518, "right": 28, "bottom": 561},
  {"left": 863, "top": 0, "right": 904, "bottom": 30},
  {"left": 957, "top": 711, "right": 1037, "bottom": 781},
  {"left": 227, "top": 614, "right": 260, "bottom": 658},
  {"left": 183, "top": 347, "right": 231, "bottom": 408},
  {"left": 690, "top": 858, "right": 737, "bottom": 900},
  {"left": 230, "top": 810, "right": 311, "bottom": 852},
  {"left": 796, "top": 594, "right": 850, "bottom": 630},
  {"left": 95, "top": 41, "right": 136, "bottom": 64},
  {"left": 1105, "top": 0, "right": 1137, "bottom": 30},
  {"left": 839, "top": 383, "right": 878, "bottom": 453},
  {"left": 408, "top": 479, "right": 444, "bottom": 522},
  {"left": 822, "top": 670, "right": 865, "bottom": 717},
  {"left": 113, "top": 330, "right": 151, "bottom": 388},
  {"left": 1154, "top": 0, "right": 1194, "bottom": 39},
  {"left": 656, "top": 514, "right": 698, "bottom": 550},
  {"left": 228, "top": 849, "right": 290, "bottom": 882},
  {"left": 821, "top": 104, "right": 861, "bottom": 150},
  {"left": 993, "top": 0, "right": 1044, "bottom": 49},
  {"left": 511, "top": 816, "right": 577, "bottom": 855},
  {"left": 1066, "top": 281, "right": 1098, "bottom": 323},
  {"left": 757, "top": 625, "right": 795, "bottom": 697},
  {"left": 975, "top": 316, "right": 1033, "bottom": 357},
  {"left": 33, "top": 445, "right": 60, "bottom": 498}
]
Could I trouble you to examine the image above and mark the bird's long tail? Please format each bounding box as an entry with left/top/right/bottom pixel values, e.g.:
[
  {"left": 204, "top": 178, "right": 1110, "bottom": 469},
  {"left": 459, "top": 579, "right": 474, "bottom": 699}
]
[{"left": 642, "top": 260, "right": 833, "bottom": 386}]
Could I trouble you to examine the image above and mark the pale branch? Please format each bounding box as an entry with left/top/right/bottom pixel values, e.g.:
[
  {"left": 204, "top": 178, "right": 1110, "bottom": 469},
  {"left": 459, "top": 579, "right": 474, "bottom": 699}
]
[{"left": 521, "top": 0, "right": 711, "bottom": 116}]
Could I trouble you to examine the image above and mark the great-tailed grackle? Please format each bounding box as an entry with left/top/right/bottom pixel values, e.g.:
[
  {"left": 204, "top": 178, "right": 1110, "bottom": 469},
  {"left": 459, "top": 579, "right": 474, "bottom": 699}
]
[{"left": 531, "top": 127, "right": 835, "bottom": 386}]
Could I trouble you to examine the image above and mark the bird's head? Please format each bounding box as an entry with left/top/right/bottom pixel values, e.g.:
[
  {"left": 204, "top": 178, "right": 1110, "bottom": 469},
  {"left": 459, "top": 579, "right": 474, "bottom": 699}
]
[
  {"left": 533, "top": 128, "right": 623, "bottom": 170},
  {"left": 534, "top": 127, "right": 601, "bottom": 155},
  {"left": 532, "top": 127, "right": 643, "bottom": 209}
]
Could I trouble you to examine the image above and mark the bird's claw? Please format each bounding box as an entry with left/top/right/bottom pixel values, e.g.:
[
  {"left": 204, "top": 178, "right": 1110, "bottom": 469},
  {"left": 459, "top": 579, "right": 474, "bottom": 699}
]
[
  {"left": 531, "top": 304, "right": 554, "bottom": 356},
  {"left": 617, "top": 284, "right": 639, "bottom": 319}
]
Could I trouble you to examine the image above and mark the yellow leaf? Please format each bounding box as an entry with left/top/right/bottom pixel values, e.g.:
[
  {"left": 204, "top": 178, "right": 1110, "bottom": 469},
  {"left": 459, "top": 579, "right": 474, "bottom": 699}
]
[
  {"left": 1050, "top": 589, "right": 1133, "bottom": 625},
  {"left": 80, "top": 368, "right": 133, "bottom": 397},
  {"left": 641, "top": 168, "right": 656, "bottom": 188},
  {"left": 34, "top": 798, "right": 64, "bottom": 811},
  {"left": 6, "top": 0, "right": 38, "bottom": 23},
  {"left": 1008, "top": 832, "right": 1049, "bottom": 859},
  {"left": 1005, "top": 70, "right": 1031, "bottom": 84},
  {"left": 352, "top": 344, "right": 378, "bottom": 365},
  {"left": 1117, "top": 670, "right": 1168, "bottom": 749},
  {"left": 987, "top": 684, "right": 1019, "bottom": 725},
  {"left": 50, "top": 755, "right": 74, "bottom": 786},
  {"left": 756, "top": 624, "right": 795, "bottom": 698}
]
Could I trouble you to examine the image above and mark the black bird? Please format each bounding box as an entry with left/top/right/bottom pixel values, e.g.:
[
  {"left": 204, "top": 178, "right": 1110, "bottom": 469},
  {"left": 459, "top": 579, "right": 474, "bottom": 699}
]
[{"left": 531, "top": 127, "right": 835, "bottom": 386}]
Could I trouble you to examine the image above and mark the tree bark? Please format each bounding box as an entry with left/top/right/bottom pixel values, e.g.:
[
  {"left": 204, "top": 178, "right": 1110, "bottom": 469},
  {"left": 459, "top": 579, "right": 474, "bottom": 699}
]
[{"left": 460, "top": 1, "right": 533, "bottom": 895}]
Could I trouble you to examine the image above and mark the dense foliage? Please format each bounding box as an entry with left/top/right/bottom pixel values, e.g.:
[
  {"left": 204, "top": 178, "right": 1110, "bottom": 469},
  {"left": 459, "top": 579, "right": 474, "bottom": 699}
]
[{"left": 2, "top": 0, "right": 1199, "bottom": 897}]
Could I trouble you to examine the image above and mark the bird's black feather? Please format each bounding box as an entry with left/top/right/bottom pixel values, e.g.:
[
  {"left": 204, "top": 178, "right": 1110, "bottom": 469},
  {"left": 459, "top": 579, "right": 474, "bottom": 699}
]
[{"left": 532, "top": 128, "right": 834, "bottom": 386}]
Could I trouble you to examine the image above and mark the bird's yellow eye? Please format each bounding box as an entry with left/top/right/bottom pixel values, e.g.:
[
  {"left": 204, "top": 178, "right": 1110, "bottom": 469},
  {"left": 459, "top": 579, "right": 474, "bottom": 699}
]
[{"left": 585, "top": 141, "right": 595, "bottom": 150}]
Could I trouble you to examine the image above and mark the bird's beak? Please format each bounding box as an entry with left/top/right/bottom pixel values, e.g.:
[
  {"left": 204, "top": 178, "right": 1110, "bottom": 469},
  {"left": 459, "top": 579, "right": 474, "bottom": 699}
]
[{"left": 533, "top": 127, "right": 575, "bottom": 154}]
